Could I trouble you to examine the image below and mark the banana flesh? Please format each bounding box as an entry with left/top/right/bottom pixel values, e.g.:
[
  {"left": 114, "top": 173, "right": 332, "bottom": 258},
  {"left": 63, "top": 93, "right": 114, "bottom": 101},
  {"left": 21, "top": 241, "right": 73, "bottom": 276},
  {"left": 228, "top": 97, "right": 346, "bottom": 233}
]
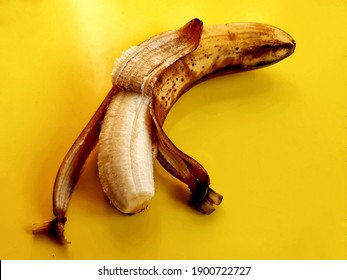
[
  {"left": 32, "top": 18, "right": 295, "bottom": 244},
  {"left": 97, "top": 91, "right": 155, "bottom": 214}
]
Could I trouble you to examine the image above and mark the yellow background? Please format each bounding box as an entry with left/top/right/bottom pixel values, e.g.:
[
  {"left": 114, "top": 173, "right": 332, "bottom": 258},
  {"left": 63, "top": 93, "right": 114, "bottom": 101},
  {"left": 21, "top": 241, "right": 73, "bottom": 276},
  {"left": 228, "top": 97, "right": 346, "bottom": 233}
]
[{"left": 0, "top": 0, "right": 346, "bottom": 260}]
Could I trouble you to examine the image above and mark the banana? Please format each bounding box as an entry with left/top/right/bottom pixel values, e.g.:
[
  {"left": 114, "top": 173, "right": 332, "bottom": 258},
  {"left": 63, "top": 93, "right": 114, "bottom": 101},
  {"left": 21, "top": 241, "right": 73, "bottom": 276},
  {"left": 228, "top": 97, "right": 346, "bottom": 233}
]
[{"left": 32, "top": 18, "right": 295, "bottom": 244}]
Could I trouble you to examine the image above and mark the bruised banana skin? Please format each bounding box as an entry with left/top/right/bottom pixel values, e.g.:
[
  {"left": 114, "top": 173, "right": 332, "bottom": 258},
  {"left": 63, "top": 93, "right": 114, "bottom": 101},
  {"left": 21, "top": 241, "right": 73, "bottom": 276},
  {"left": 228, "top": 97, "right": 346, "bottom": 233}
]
[
  {"left": 153, "top": 22, "right": 296, "bottom": 123},
  {"left": 151, "top": 22, "right": 295, "bottom": 213},
  {"left": 32, "top": 18, "right": 295, "bottom": 244}
]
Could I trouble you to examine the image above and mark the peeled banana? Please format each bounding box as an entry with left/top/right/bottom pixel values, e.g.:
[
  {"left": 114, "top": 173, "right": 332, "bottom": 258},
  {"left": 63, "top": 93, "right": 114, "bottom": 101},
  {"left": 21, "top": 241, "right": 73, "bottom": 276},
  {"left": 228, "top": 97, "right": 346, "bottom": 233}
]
[
  {"left": 32, "top": 18, "right": 295, "bottom": 243},
  {"left": 97, "top": 91, "right": 155, "bottom": 214}
]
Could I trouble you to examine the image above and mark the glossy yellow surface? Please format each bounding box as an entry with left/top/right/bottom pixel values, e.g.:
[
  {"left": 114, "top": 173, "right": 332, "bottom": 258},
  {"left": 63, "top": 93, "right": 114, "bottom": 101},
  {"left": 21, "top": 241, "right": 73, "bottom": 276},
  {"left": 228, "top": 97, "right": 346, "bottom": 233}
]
[{"left": 0, "top": 0, "right": 346, "bottom": 260}]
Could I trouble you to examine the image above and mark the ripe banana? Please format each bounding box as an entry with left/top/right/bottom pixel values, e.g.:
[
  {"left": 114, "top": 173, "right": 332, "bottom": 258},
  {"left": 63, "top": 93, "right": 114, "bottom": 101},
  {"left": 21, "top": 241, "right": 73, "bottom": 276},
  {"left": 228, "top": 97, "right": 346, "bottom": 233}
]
[{"left": 32, "top": 18, "right": 295, "bottom": 244}]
